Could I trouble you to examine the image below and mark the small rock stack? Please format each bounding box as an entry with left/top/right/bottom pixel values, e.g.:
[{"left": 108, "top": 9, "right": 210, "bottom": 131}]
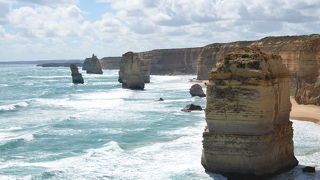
[
  {"left": 82, "top": 54, "right": 103, "bottom": 74},
  {"left": 118, "top": 52, "right": 150, "bottom": 90},
  {"left": 189, "top": 84, "right": 206, "bottom": 97},
  {"left": 70, "top": 64, "right": 84, "bottom": 84},
  {"left": 201, "top": 47, "right": 298, "bottom": 178}
]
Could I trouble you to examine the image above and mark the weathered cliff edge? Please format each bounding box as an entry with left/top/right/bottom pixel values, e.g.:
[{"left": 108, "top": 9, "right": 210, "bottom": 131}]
[
  {"left": 201, "top": 48, "right": 298, "bottom": 178},
  {"left": 197, "top": 34, "right": 320, "bottom": 106},
  {"left": 137, "top": 47, "right": 202, "bottom": 75},
  {"left": 82, "top": 54, "right": 103, "bottom": 74},
  {"left": 118, "top": 52, "right": 150, "bottom": 90},
  {"left": 99, "top": 57, "right": 121, "bottom": 69}
]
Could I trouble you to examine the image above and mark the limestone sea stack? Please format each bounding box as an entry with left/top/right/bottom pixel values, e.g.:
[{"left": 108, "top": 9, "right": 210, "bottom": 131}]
[
  {"left": 82, "top": 54, "right": 103, "bottom": 74},
  {"left": 118, "top": 52, "right": 150, "bottom": 90},
  {"left": 189, "top": 84, "right": 206, "bottom": 97},
  {"left": 201, "top": 47, "right": 298, "bottom": 178},
  {"left": 70, "top": 64, "right": 84, "bottom": 84}
]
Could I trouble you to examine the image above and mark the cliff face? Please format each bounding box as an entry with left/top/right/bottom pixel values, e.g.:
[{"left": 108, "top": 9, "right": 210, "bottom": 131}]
[
  {"left": 197, "top": 41, "right": 253, "bottom": 80},
  {"left": 138, "top": 47, "right": 202, "bottom": 75},
  {"left": 197, "top": 34, "right": 320, "bottom": 105},
  {"left": 82, "top": 54, "right": 103, "bottom": 74},
  {"left": 99, "top": 57, "right": 121, "bottom": 69},
  {"left": 202, "top": 48, "right": 298, "bottom": 177},
  {"left": 118, "top": 52, "right": 150, "bottom": 90}
]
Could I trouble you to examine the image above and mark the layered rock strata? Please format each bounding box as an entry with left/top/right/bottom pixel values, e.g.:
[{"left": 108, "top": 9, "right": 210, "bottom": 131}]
[
  {"left": 82, "top": 54, "right": 103, "bottom": 74},
  {"left": 70, "top": 64, "right": 84, "bottom": 84},
  {"left": 201, "top": 48, "right": 298, "bottom": 178},
  {"left": 196, "top": 34, "right": 320, "bottom": 105},
  {"left": 138, "top": 47, "right": 202, "bottom": 75},
  {"left": 99, "top": 57, "right": 121, "bottom": 69},
  {"left": 119, "top": 52, "right": 150, "bottom": 90}
]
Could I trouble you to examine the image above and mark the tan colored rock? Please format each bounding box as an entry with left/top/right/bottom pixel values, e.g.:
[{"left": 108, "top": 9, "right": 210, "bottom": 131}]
[
  {"left": 82, "top": 54, "right": 103, "bottom": 74},
  {"left": 196, "top": 35, "right": 320, "bottom": 106},
  {"left": 202, "top": 47, "right": 298, "bottom": 178},
  {"left": 119, "top": 52, "right": 150, "bottom": 90}
]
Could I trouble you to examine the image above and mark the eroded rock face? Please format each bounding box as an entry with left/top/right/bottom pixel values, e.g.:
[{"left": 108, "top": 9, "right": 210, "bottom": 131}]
[
  {"left": 82, "top": 54, "right": 103, "bottom": 74},
  {"left": 189, "top": 84, "right": 206, "bottom": 97},
  {"left": 202, "top": 48, "right": 298, "bottom": 178},
  {"left": 119, "top": 52, "right": 150, "bottom": 90},
  {"left": 70, "top": 64, "right": 84, "bottom": 84},
  {"left": 99, "top": 57, "right": 121, "bottom": 69},
  {"left": 138, "top": 48, "right": 202, "bottom": 75},
  {"left": 197, "top": 35, "right": 320, "bottom": 106}
]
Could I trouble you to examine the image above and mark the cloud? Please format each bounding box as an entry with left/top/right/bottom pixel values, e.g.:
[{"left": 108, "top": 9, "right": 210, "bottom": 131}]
[
  {"left": 8, "top": 5, "right": 83, "bottom": 39},
  {"left": 17, "top": 0, "right": 78, "bottom": 6},
  {"left": 1, "top": 0, "right": 320, "bottom": 61}
]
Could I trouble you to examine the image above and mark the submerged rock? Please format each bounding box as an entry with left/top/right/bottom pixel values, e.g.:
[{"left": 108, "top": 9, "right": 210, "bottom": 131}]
[
  {"left": 181, "top": 104, "right": 202, "bottom": 112},
  {"left": 201, "top": 47, "right": 298, "bottom": 178},
  {"left": 70, "top": 64, "right": 84, "bottom": 84},
  {"left": 189, "top": 84, "right": 206, "bottom": 97},
  {"left": 82, "top": 54, "right": 103, "bottom": 74},
  {"left": 302, "top": 166, "right": 316, "bottom": 173},
  {"left": 119, "top": 52, "right": 150, "bottom": 90}
]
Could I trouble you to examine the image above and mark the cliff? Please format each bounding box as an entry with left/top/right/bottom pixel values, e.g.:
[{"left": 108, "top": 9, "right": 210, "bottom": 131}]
[
  {"left": 138, "top": 47, "right": 202, "bottom": 75},
  {"left": 118, "top": 52, "right": 150, "bottom": 90},
  {"left": 99, "top": 57, "right": 121, "bottom": 69},
  {"left": 82, "top": 54, "right": 103, "bottom": 74},
  {"left": 202, "top": 47, "right": 298, "bottom": 178},
  {"left": 197, "top": 34, "right": 320, "bottom": 105}
]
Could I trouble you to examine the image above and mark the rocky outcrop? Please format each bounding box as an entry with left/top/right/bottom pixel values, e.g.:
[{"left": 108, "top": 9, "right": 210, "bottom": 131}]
[
  {"left": 82, "top": 54, "right": 103, "bottom": 74},
  {"left": 197, "top": 34, "right": 320, "bottom": 106},
  {"left": 99, "top": 57, "right": 121, "bottom": 69},
  {"left": 202, "top": 48, "right": 298, "bottom": 178},
  {"left": 181, "top": 104, "right": 203, "bottom": 112},
  {"left": 197, "top": 41, "right": 253, "bottom": 80},
  {"left": 37, "top": 63, "right": 83, "bottom": 67},
  {"left": 119, "top": 52, "right": 150, "bottom": 90},
  {"left": 189, "top": 84, "right": 206, "bottom": 97},
  {"left": 70, "top": 64, "right": 84, "bottom": 84},
  {"left": 138, "top": 47, "right": 202, "bottom": 75}
]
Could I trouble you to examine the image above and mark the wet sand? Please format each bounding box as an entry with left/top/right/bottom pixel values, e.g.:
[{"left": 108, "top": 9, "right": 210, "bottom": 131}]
[{"left": 290, "top": 97, "right": 320, "bottom": 125}]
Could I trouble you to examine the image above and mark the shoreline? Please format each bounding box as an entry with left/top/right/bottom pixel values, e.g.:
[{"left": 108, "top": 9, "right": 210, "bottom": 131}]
[{"left": 290, "top": 97, "right": 320, "bottom": 125}]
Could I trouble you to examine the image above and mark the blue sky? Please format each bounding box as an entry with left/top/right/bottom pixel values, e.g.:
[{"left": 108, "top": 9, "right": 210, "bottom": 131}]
[{"left": 0, "top": 0, "right": 320, "bottom": 61}]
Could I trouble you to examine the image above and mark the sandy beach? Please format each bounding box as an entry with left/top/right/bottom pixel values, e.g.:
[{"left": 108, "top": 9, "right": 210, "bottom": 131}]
[{"left": 290, "top": 97, "right": 320, "bottom": 125}]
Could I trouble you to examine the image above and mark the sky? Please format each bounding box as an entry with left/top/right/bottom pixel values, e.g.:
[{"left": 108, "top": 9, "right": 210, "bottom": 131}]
[{"left": 0, "top": 0, "right": 320, "bottom": 61}]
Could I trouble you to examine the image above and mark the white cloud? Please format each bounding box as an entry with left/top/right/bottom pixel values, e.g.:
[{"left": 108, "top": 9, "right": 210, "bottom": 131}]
[
  {"left": 1, "top": 0, "right": 320, "bottom": 61},
  {"left": 8, "top": 5, "right": 83, "bottom": 39},
  {"left": 17, "top": 0, "right": 78, "bottom": 6}
]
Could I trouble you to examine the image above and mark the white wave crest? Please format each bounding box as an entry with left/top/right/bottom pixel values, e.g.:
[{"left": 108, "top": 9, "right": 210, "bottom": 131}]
[{"left": 0, "top": 102, "right": 29, "bottom": 111}]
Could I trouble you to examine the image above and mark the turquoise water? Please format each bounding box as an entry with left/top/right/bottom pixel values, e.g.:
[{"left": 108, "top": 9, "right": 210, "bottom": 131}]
[{"left": 0, "top": 65, "right": 319, "bottom": 180}]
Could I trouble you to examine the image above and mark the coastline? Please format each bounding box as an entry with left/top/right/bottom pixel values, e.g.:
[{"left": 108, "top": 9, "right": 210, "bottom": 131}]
[{"left": 290, "top": 97, "right": 320, "bottom": 125}]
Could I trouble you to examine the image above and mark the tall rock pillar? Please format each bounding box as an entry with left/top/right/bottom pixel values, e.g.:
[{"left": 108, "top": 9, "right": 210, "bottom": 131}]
[
  {"left": 118, "top": 52, "right": 150, "bottom": 90},
  {"left": 201, "top": 47, "right": 298, "bottom": 178}
]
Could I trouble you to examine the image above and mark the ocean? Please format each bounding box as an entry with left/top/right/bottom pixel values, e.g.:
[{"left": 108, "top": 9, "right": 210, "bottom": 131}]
[{"left": 0, "top": 65, "right": 319, "bottom": 180}]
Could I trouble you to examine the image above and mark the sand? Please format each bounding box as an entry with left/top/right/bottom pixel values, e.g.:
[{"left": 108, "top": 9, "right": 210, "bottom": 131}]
[{"left": 290, "top": 97, "right": 320, "bottom": 125}]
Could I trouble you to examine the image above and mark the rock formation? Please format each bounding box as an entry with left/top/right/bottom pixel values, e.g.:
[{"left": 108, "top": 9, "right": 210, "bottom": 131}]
[
  {"left": 70, "top": 64, "right": 84, "bottom": 84},
  {"left": 82, "top": 54, "right": 103, "bottom": 74},
  {"left": 118, "top": 52, "right": 150, "bottom": 90},
  {"left": 181, "top": 104, "right": 203, "bottom": 112},
  {"left": 201, "top": 48, "right": 298, "bottom": 178},
  {"left": 196, "top": 34, "right": 320, "bottom": 106},
  {"left": 138, "top": 47, "right": 202, "bottom": 75},
  {"left": 189, "top": 84, "right": 206, "bottom": 97},
  {"left": 99, "top": 57, "right": 121, "bottom": 69}
]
